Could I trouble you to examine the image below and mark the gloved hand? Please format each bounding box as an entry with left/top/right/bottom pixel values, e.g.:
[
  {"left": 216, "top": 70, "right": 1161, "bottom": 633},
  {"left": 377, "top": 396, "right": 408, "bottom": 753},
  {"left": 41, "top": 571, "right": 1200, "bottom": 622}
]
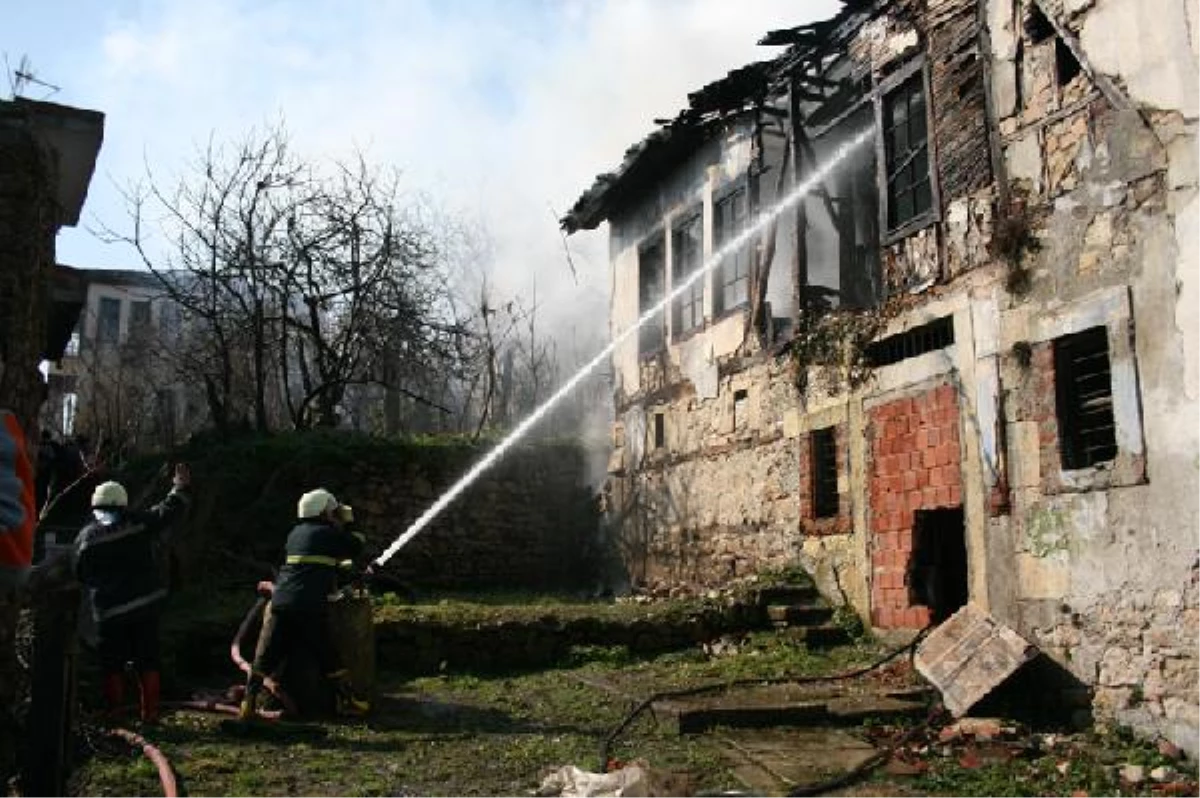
[{"left": 338, "top": 505, "right": 354, "bottom": 524}]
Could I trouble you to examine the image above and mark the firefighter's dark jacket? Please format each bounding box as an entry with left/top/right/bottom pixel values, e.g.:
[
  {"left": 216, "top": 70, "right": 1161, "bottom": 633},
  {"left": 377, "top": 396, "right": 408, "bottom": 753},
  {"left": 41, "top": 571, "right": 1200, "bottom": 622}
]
[
  {"left": 271, "top": 519, "right": 364, "bottom": 610},
  {"left": 74, "top": 486, "right": 191, "bottom": 622}
]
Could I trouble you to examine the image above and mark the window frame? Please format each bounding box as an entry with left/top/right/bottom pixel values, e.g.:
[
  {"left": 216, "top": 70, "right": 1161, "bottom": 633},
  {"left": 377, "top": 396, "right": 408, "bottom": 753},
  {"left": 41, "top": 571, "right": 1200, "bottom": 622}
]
[
  {"left": 810, "top": 426, "right": 840, "bottom": 519},
  {"left": 96, "top": 296, "right": 122, "bottom": 345},
  {"left": 712, "top": 180, "right": 752, "bottom": 318},
  {"left": 1054, "top": 326, "right": 1118, "bottom": 471},
  {"left": 873, "top": 57, "right": 940, "bottom": 245},
  {"left": 670, "top": 208, "right": 705, "bottom": 340},
  {"left": 637, "top": 231, "right": 667, "bottom": 359}
]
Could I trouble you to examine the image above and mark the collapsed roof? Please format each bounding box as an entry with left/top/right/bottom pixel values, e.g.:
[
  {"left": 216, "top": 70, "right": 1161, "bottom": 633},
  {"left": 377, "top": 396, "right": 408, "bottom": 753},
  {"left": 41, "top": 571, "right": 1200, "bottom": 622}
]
[{"left": 560, "top": 0, "right": 884, "bottom": 235}]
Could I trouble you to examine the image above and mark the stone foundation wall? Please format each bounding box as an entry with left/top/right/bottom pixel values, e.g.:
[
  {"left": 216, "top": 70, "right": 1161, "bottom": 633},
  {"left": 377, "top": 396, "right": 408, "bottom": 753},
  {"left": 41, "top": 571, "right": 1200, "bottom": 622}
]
[{"left": 607, "top": 355, "right": 807, "bottom": 588}]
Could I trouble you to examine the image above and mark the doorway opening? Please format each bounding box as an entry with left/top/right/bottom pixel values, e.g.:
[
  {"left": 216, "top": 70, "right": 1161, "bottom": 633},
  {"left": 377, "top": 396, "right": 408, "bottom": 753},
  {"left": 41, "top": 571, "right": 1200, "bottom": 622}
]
[{"left": 907, "top": 507, "right": 968, "bottom": 623}]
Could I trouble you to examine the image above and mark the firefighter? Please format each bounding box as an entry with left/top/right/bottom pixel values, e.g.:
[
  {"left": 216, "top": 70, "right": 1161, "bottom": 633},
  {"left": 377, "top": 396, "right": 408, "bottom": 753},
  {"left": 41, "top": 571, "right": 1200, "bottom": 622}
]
[
  {"left": 74, "top": 465, "right": 191, "bottom": 722},
  {"left": 239, "top": 488, "right": 369, "bottom": 719}
]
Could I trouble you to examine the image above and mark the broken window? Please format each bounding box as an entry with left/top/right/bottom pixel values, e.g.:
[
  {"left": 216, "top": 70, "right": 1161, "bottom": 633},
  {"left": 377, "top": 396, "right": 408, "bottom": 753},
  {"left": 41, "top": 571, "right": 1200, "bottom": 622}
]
[
  {"left": 802, "top": 102, "right": 881, "bottom": 311},
  {"left": 97, "top": 297, "right": 121, "bottom": 344},
  {"left": 713, "top": 185, "right": 749, "bottom": 315},
  {"left": 811, "top": 426, "right": 839, "bottom": 518},
  {"left": 1024, "top": 3, "right": 1055, "bottom": 43},
  {"left": 1054, "top": 326, "right": 1117, "bottom": 470},
  {"left": 733, "top": 388, "right": 748, "bottom": 430},
  {"left": 1054, "top": 37, "right": 1081, "bottom": 86},
  {"left": 671, "top": 210, "right": 703, "bottom": 337},
  {"left": 882, "top": 71, "right": 933, "bottom": 232},
  {"left": 638, "top": 236, "right": 666, "bottom": 357}
]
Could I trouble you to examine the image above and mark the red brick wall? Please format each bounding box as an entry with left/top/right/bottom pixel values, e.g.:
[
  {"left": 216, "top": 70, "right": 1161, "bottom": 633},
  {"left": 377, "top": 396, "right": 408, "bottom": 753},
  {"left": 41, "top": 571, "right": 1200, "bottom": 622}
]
[
  {"left": 867, "top": 384, "right": 963, "bottom": 629},
  {"left": 798, "top": 423, "right": 852, "bottom": 535}
]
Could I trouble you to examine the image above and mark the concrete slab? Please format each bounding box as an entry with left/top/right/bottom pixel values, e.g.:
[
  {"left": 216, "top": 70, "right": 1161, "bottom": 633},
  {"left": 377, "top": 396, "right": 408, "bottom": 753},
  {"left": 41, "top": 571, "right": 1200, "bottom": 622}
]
[
  {"left": 914, "top": 604, "right": 1039, "bottom": 717},
  {"left": 717, "top": 728, "right": 878, "bottom": 795}
]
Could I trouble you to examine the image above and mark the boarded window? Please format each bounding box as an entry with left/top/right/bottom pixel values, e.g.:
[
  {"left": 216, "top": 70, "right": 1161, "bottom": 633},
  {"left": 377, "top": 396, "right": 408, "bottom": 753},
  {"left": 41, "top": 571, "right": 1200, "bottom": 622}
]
[
  {"left": 671, "top": 210, "right": 704, "bottom": 337},
  {"left": 811, "top": 426, "right": 839, "bottom": 518},
  {"left": 883, "top": 72, "right": 932, "bottom": 231},
  {"left": 639, "top": 237, "right": 666, "bottom": 357},
  {"left": 97, "top": 297, "right": 121, "bottom": 344},
  {"left": 713, "top": 186, "right": 749, "bottom": 314},
  {"left": 1054, "top": 326, "right": 1117, "bottom": 470}
]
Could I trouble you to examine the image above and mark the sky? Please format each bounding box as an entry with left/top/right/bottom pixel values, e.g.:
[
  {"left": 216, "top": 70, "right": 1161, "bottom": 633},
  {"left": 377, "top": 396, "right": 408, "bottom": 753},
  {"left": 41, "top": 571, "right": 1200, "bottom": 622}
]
[{"left": 4, "top": 0, "right": 842, "bottom": 351}]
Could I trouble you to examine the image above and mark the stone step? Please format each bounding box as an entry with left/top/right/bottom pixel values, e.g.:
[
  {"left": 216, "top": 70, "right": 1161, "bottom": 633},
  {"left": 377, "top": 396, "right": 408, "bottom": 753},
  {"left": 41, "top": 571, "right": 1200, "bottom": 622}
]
[
  {"left": 777, "top": 624, "right": 851, "bottom": 649},
  {"left": 656, "top": 691, "right": 928, "bottom": 735},
  {"left": 766, "top": 604, "right": 834, "bottom": 627},
  {"left": 756, "top": 584, "right": 820, "bottom": 607}
]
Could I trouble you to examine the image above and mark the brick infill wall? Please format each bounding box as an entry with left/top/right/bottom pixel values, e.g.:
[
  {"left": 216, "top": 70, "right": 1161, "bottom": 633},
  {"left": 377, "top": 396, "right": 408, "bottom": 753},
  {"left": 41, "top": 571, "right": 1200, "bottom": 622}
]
[{"left": 867, "top": 383, "right": 963, "bottom": 629}]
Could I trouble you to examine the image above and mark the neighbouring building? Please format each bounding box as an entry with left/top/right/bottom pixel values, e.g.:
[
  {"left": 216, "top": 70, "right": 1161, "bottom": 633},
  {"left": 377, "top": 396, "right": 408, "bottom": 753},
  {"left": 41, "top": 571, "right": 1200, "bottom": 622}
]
[
  {"left": 0, "top": 96, "right": 103, "bottom": 790},
  {"left": 43, "top": 268, "right": 191, "bottom": 455},
  {"left": 564, "top": 0, "right": 1197, "bottom": 754}
]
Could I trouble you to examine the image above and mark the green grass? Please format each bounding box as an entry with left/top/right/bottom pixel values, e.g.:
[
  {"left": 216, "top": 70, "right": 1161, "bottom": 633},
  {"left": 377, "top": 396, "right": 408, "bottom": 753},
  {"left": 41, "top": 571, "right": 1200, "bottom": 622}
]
[{"left": 69, "top": 597, "right": 1197, "bottom": 798}]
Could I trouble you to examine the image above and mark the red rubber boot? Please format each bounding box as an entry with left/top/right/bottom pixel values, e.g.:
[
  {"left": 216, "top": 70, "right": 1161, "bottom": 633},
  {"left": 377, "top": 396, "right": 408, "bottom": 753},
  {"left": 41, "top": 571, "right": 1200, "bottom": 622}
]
[
  {"left": 102, "top": 672, "right": 125, "bottom": 720},
  {"left": 139, "top": 671, "right": 161, "bottom": 723}
]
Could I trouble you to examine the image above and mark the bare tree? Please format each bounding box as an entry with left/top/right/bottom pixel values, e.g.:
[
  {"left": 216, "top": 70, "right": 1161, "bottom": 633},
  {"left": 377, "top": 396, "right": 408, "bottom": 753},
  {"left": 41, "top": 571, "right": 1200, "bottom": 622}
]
[{"left": 101, "top": 122, "right": 466, "bottom": 435}]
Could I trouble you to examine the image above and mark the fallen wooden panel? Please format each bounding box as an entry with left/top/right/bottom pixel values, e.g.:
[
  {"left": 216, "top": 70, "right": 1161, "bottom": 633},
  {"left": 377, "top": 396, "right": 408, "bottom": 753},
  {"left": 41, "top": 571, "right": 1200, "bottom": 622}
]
[{"left": 914, "top": 604, "right": 1039, "bottom": 717}]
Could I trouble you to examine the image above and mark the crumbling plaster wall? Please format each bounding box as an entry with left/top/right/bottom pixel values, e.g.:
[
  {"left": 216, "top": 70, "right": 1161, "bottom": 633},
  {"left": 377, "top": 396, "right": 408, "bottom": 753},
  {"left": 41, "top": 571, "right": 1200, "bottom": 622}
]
[{"left": 987, "top": 0, "right": 1198, "bottom": 753}]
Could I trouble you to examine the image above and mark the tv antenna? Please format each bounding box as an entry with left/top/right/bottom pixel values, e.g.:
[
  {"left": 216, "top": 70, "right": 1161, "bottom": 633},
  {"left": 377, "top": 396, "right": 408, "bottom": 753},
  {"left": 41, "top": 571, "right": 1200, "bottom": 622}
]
[{"left": 5, "top": 54, "right": 60, "bottom": 99}]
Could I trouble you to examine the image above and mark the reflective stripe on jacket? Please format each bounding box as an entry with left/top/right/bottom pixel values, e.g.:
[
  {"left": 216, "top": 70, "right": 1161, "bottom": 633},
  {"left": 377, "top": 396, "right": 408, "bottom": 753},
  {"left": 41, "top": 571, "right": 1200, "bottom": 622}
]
[
  {"left": 271, "top": 521, "right": 364, "bottom": 610},
  {"left": 0, "top": 411, "right": 35, "bottom": 586}
]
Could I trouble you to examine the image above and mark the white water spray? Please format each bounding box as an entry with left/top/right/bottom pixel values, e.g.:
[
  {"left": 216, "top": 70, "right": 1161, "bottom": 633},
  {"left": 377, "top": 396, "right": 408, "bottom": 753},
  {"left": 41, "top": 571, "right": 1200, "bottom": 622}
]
[{"left": 373, "top": 126, "right": 874, "bottom": 567}]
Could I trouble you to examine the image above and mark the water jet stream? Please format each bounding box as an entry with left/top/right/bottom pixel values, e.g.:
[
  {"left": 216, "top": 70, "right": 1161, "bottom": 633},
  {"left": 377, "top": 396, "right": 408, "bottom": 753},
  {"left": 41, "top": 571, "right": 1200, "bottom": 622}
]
[{"left": 374, "top": 126, "right": 874, "bottom": 567}]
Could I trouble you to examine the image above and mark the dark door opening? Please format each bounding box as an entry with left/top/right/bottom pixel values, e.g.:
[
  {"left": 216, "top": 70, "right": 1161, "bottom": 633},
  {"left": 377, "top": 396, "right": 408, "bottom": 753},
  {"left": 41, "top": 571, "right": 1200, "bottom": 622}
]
[{"left": 907, "top": 507, "right": 968, "bottom": 623}]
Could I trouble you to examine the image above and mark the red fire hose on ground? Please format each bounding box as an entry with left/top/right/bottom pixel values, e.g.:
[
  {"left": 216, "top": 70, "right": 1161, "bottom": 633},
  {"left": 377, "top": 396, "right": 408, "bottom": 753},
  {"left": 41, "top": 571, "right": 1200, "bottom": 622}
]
[
  {"left": 107, "top": 727, "right": 179, "bottom": 798},
  {"left": 102, "top": 588, "right": 291, "bottom": 796}
]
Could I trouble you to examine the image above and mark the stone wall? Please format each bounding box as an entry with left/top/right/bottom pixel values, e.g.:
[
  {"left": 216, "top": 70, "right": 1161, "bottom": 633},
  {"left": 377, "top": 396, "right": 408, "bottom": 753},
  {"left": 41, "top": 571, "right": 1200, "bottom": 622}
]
[
  {"left": 606, "top": 354, "right": 805, "bottom": 587},
  {"left": 177, "top": 437, "right": 603, "bottom": 595},
  {"left": 354, "top": 444, "right": 601, "bottom": 592},
  {"left": 986, "top": 0, "right": 1199, "bottom": 755}
]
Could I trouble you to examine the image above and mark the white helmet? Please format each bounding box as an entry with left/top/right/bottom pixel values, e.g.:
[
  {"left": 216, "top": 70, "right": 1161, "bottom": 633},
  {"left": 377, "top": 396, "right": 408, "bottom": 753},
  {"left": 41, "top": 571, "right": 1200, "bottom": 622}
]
[
  {"left": 297, "top": 488, "right": 338, "bottom": 519},
  {"left": 92, "top": 481, "right": 129, "bottom": 508}
]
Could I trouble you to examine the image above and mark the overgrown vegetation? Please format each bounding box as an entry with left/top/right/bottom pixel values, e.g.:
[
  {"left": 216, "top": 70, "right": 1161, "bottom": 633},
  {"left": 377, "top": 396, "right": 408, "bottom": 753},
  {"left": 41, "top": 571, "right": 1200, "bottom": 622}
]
[{"left": 990, "top": 196, "right": 1042, "bottom": 297}]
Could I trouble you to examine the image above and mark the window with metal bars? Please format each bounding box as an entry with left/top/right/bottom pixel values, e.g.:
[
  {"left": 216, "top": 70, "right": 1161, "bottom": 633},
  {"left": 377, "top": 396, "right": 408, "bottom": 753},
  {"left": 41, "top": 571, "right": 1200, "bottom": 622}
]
[
  {"left": 713, "top": 186, "right": 749, "bottom": 314},
  {"left": 811, "top": 426, "right": 839, "bottom": 519},
  {"left": 882, "top": 72, "right": 933, "bottom": 231},
  {"left": 638, "top": 237, "right": 666, "bottom": 358},
  {"left": 671, "top": 210, "right": 703, "bottom": 337},
  {"left": 865, "top": 316, "right": 954, "bottom": 367},
  {"left": 1054, "top": 326, "right": 1117, "bottom": 470}
]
